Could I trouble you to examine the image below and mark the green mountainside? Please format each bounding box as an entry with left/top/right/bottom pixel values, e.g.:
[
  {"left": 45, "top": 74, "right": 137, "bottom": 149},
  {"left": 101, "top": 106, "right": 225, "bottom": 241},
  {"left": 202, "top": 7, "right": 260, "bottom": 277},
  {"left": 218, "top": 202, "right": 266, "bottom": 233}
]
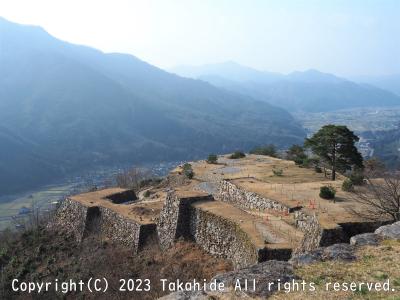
[{"left": 0, "top": 17, "right": 305, "bottom": 195}]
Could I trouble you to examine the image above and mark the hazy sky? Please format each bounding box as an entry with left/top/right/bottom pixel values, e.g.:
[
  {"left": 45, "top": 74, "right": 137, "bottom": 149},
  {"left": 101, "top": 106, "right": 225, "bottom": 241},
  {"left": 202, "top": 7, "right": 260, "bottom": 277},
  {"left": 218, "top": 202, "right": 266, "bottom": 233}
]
[{"left": 1, "top": 0, "right": 399, "bottom": 76}]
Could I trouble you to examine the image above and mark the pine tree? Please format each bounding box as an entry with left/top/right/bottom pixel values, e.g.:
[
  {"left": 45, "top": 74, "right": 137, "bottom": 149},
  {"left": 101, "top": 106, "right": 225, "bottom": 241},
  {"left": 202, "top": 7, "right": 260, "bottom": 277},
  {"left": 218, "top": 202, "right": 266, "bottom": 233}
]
[{"left": 305, "top": 125, "right": 363, "bottom": 180}]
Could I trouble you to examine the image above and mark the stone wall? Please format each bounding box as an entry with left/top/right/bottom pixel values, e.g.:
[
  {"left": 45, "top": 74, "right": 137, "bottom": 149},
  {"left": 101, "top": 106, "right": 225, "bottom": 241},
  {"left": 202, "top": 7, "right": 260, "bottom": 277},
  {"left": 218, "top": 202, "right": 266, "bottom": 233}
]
[
  {"left": 157, "top": 192, "right": 180, "bottom": 249},
  {"left": 163, "top": 173, "right": 189, "bottom": 188},
  {"left": 157, "top": 191, "right": 291, "bottom": 269},
  {"left": 293, "top": 210, "right": 383, "bottom": 253},
  {"left": 294, "top": 211, "right": 347, "bottom": 253},
  {"left": 294, "top": 213, "right": 321, "bottom": 253},
  {"left": 97, "top": 206, "right": 143, "bottom": 250},
  {"left": 157, "top": 192, "right": 213, "bottom": 249},
  {"left": 188, "top": 206, "right": 259, "bottom": 269},
  {"left": 216, "top": 180, "right": 351, "bottom": 254},
  {"left": 217, "top": 180, "right": 290, "bottom": 212},
  {"left": 47, "top": 198, "right": 88, "bottom": 242},
  {"left": 48, "top": 198, "right": 156, "bottom": 253}
]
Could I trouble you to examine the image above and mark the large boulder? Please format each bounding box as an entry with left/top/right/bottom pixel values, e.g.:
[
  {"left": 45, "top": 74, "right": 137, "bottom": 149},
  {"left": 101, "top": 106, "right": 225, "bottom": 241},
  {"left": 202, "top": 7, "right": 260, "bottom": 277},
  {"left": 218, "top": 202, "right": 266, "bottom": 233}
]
[
  {"left": 375, "top": 221, "right": 400, "bottom": 240},
  {"left": 209, "top": 260, "right": 296, "bottom": 298},
  {"left": 350, "top": 233, "right": 381, "bottom": 246},
  {"left": 290, "top": 243, "right": 356, "bottom": 266},
  {"left": 158, "top": 261, "right": 296, "bottom": 299},
  {"left": 289, "top": 249, "right": 324, "bottom": 266},
  {"left": 158, "top": 290, "right": 209, "bottom": 300}
]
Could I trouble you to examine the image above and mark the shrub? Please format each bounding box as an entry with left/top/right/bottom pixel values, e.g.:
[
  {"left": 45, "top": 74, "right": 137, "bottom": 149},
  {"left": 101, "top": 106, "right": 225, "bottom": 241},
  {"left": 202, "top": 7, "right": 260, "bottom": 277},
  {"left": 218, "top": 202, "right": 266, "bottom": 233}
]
[
  {"left": 116, "top": 167, "right": 151, "bottom": 189},
  {"left": 294, "top": 158, "right": 305, "bottom": 166},
  {"left": 272, "top": 168, "right": 283, "bottom": 176},
  {"left": 299, "top": 157, "right": 312, "bottom": 167},
  {"left": 206, "top": 154, "right": 218, "bottom": 164},
  {"left": 229, "top": 151, "right": 246, "bottom": 159},
  {"left": 349, "top": 171, "right": 364, "bottom": 185},
  {"left": 143, "top": 190, "right": 151, "bottom": 197},
  {"left": 342, "top": 178, "right": 354, "bottom": 192},
  {"left": 250, "top": 144, "right": 277, "bottom": 157},
  {"left": 183, "top": 163, "right": 194, "bottom": 179},
  {"left": 139, "top": 177, "right": 163, "bottom": 188},
  {"left": 299, "top": 157, "right": 320, "bottom": 169},
  {"left": 319, "top": 185, "right": 336, "bottom": 199},
  {"left": 314, "top": 166, "right": 322, "bottom": 173},
  {"left": 364, "top": 158, "right": 385, "bottom": 176},
  {"left": 0, "top": 247, "right": 8, "bottom": 263},
  {"left": 287, "top": 144, "right": 307, "bottom": 161}
]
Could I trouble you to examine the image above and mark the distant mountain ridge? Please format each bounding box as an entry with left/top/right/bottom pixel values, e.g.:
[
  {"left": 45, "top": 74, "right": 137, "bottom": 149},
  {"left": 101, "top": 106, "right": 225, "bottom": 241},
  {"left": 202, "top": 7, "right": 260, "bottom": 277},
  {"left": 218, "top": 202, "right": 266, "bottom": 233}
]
[
  {"left": 0, "top": 17, "right": 305, "bottom": 195},
  {"left": 353, "top": 74, "right": 400, "bottom": 96},
  {"left": 173, "top": 61, "right": 284, "bottom": 84},
  {"left": 171, "top": 63, "right": 400, "bottom": 112}
]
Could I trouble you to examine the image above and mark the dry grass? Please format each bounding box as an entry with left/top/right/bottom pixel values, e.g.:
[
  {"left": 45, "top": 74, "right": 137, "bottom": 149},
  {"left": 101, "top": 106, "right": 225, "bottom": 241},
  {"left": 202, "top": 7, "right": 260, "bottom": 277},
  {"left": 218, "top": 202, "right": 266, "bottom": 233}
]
[
  {"left": 70, "top": 188, "right": 166, "bottom": 224},
  {"left": 192, "top": 154, "right": 371, "bottom": 229},
  {"left": 271, "top": 240, "right": 400, "bottom": 300},
  {"left": 0, "top": 228, "right": 233, "bottom": 299},
  {"left": 191, "top": 190, "right": 305, "bottom": 250},
  {"left": 191, "top": 154, "right": 338, "bottom": 184}
]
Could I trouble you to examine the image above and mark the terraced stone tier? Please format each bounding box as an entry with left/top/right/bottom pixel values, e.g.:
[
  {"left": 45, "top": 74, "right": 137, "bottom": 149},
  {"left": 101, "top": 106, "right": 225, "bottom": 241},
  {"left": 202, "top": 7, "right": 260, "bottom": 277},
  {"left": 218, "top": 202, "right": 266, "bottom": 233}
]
[
  {"left": 158, "top": 190, "right": 295, "bottom": 269},
  {"left": 47, "top": 188, "right": 160, "bottom": 252}
]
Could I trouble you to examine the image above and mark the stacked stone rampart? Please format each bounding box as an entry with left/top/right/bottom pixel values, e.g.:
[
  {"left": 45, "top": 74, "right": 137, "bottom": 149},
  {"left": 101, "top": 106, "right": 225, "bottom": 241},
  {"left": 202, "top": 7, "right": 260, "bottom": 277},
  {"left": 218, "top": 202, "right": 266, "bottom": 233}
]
[
  {"left": 188, "top": 206, "right": 259, "bottom": 269},
  {"left": 293, "top": 211, "right": 383, "bottom": 253},
  {"left": 48, "top": 198, "right": 156, "bottom": 253},
  {"left": 217, "top": 179, "right": 290, "bottom": 212},
  {"left": 157, "top": 191, "right": 291, "bottom": 269},
  {"left": 157, "top": 192, "right": 209, "bottom": 249},
  {"left": 157, "top": 192, "right": 260, "bottom": 269},
  {"left": 48, "top": 198, "right": 88, "bottom": 242},
  {"left": 216, "top": 180, "right": 382, "bottom": 254}
]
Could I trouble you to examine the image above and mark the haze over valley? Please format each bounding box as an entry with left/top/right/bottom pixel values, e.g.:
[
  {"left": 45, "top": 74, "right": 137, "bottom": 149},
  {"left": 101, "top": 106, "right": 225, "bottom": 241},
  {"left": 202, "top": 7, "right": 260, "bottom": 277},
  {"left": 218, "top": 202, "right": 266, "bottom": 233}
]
[
  {"left": 2, "top": 2, "right": 400, "bottom": 299},
  {"left": 171, "top": 62, "right": 400, "bottom": 112},
  {"left": 1, "top": 15, "right": 400, "bottom": 198},
  {"left": 0, "top": 17, "right": 305, "bottom": 195},
  {"left": 0, "top": 1, "right": 400, "bottom": 229}
]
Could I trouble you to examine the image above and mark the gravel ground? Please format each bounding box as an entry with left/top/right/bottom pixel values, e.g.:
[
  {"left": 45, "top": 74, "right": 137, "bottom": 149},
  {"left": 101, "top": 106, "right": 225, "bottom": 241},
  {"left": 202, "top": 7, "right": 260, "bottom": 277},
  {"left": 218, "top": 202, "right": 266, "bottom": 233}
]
[
  {"left": 213, "top": 166, "right": 241, "bottom": 174},
  {"left": 196, "top": 182, "right": 218, "bottom": 194}
]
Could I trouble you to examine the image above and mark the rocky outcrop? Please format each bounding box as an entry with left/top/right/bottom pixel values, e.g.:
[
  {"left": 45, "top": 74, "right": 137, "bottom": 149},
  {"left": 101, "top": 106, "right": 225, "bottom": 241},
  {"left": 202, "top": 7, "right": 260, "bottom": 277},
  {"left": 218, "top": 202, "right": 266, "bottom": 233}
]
[
  {"left": 158, "top": 260, "right": 295, "bottom": 300},
  {"left": 158, "top": 290, "right": 209, "bottom": 300},
  {"left": 290, "top": 243, "right": 356, "bottom": 266},
  {"left": 293, "top": 221, "right": 400, "bottom": 266},
  {"left": 217, "top": 180, "right": 290, "bottom": 212},
  {"left": 350, "top": 233, "right": 381, "bottom": 246},
  {"left": 211, "top": 260, "right": 295, "bottom": 298},
  {"left": 375, "top": 221, "right": 400, "bottom": 240}
]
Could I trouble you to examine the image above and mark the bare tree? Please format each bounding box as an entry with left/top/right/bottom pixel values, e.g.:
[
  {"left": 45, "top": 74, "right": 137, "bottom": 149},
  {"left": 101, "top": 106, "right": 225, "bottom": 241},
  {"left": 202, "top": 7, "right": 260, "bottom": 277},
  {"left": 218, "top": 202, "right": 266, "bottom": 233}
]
[
  {"left": 363, "top": 157, "right": 386, "bottom": 178},
  {"left": 350, "top": 171, "right": 400, "bottom": 222},
  {"left": 115, "top": 166, "right": 151, "bottom": 190}
]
